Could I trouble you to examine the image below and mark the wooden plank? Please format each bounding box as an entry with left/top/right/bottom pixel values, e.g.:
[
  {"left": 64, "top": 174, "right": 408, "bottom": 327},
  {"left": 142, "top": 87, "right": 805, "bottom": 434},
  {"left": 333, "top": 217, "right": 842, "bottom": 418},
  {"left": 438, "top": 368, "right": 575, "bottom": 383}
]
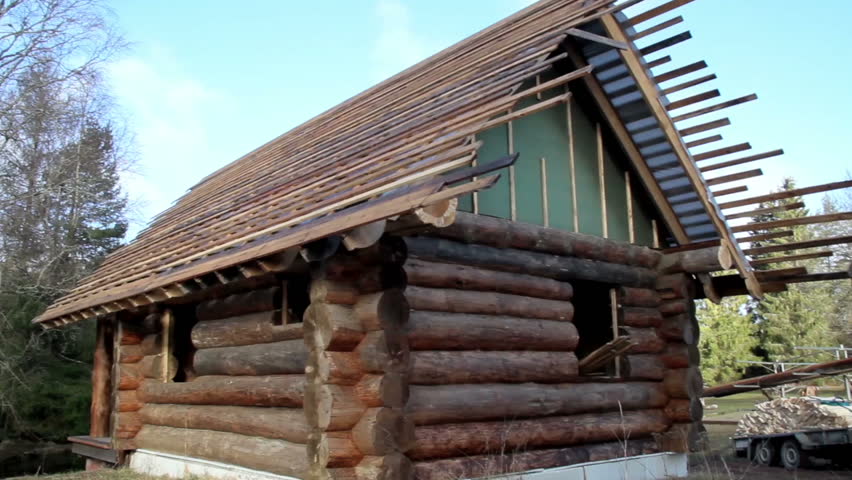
[
  {"left": 693, "top": 143, "right": 752, "bottom": 161},
  {"left": 686, "top": 134, "right": 722, "bottom": 149},
  {"left": 743, "top": 235, "right": 852, "bottom": 256},
  {"left": 646, "top": 55, "right": 672, "bottom": 69},
  {"left": 627, "top": 0, "right": 695, "bottom": 26},
  {"left": 662, "top": 74, "right": 716, "bottom": 96},
  {"left": 672, "top": 94, "right": 758, "bottom": 123},
  {"left": 712, "top": 185, "right": 748, "bottom": 197},
  {"left": 706, "top": 169, "right": 763, "bottom": 187},
  {"left": 540, "top": 157, "right": 549, "bottom": 227},
  {"left": 775, "top": 271, "right": 851, "bottom": 285},
  {"left": 725, "top": 201, "right": 805, "bottom": 220},
  {"left": 639, "top": 31, "right": 692, "bottom": 56},
  {"left": 666, "top": 90, "right": 720, "bottom": 111},
  {"left": 737, "top": 231, "right": 793, "bottom": 244},
  {"left": 597, "top": 123, "right": 608, "bottom": 238},
  {"left": 731, "top": 212, "right": 852, "bottom": 233},
  {"left": 626, "top": 171, "right": 635, "bottom": 243},
  {"left": 678, "top": 118, "right": 730, "bottom": 137},
  {"left": 632, "top": 16, "right": 684, "bottom": 41},
  {"left": 750, "top": 251, "right": 833, "bottom": 266},
  {"left": 653, "top": 61, "right": 707, "bottom": 83},
  {"left": 700, "top": 149, "right": 784, "bottom": 173},
  {"left": 720, "top": 180, "right": 852, "bottom": 210},
  {"left": 566, "top": 28, "right": 628, "bottom": 50},
  {"left": 568, "top": 100, "right": 579, "bottom": 232}
]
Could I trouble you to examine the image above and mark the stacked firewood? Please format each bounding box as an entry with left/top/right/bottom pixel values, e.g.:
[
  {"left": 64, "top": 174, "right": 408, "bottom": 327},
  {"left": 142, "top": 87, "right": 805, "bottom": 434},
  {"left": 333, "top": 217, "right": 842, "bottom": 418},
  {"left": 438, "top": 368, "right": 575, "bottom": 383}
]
[{"left": 736, "top": 397, "right": 852, "bottom": 436}]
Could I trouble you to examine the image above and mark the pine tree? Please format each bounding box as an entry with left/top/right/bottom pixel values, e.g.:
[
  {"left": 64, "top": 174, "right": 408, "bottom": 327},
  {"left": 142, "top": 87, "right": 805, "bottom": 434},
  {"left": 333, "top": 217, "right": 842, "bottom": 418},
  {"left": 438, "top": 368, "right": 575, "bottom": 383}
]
[{"left": 697, "top": 297, "right": 759, "bottom": 385}]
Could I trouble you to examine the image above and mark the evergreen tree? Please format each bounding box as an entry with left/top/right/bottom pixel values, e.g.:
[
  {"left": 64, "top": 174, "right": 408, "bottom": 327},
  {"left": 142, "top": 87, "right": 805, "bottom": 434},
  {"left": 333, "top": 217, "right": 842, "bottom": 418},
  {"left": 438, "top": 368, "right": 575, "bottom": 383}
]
[{"left": 697, "top": 297, "right": 759, "bottom": 385}]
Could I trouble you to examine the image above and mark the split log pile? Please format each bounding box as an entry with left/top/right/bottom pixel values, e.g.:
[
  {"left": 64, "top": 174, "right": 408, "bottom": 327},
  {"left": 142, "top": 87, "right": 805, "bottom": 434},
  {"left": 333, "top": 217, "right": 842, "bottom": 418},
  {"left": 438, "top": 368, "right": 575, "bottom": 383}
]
[
  {"left": 736, "top": 397, "right": 852, "bottom": 436},
  {"left": 304, "top": 238, "right": 414, "bottom": 480},
  {"left": 133, "top": 285, "right": 311, "bottom": 478},
  {"left": 400, "top": 213, "right": 672, "bottom": 479}
]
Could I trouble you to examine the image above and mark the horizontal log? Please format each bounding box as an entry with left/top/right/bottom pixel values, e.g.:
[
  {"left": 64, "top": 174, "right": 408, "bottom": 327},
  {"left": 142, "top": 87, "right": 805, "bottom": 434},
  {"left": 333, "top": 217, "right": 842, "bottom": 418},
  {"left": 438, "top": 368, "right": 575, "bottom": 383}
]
[
  {"left": 308, "top": 350, "right": 363, "bottom": 386},
  {"left": 406, "top": 382, "right": 668, "bottom": 425},
  {"left": 117, "top": 390, "right": 142, "bottom": 412},
  {"left": 412, "top": 438, "right": 657, "bottom": 480},
  {"left": 355, "top": 373, "right": 408, "bottom": 408},
  {"left": 664, "top": 367, "right": 703, "bottom": 399},
  {"left": 139, "top": 333, "right": 162, "bottom": 356},
  {"left": 355, "top": 290, "right": 409, "bottom": 332},
  {"left": 323, "top": 237, "right": 407, "bottom": 275},
  {"left": 656, "top": 273, "right": 694, "bottom": 300},
  {"left": 194, "top": 340, "right": 307, "bottom": 376},
  {"left": 407, "top": 311, "right": 579, "bottom": 351},
  {"left": 429, "top": 212, "right": 661, "bottom": 268},
  {"left": 619, "top": 287, "right": 661, "bottom": 307},
  {"left": 658, "top": 313, "right": 699, "bottom": 345},
  {"left": 305, "top": 303, "right": 364, "bottom": 351},
  {"left": 138, "top": 404, "right": 309, "bottom": 443},
  {"left": 309, "top": 430, "right": 362, "bottom": 469},
  {"left": 307, "top": 384, "right": 366, "bottom": 431},
  {"left": 139, "top": 353, "right": 178, "bottom": 381},
  {"left": 406, "top": 286, "right": 574, "bottom": 321},
  {"left": 658, "top": 246, "right": 732, "bottom": 274},
  {"left": 659, "top": 299, "right": 691, "bottom": 316},
  {"left": 138, "top": 375, "right": 304, "bottom": 407},
  {"left": 311, "top": 278, "right": 359, "bottom": 305},
  {"left": 117, "top": 364, "right": 142, "bottom": 391},
  {"left": 409, "top": 351, "right": 578, "bottom": 384},
  {"left": 191, "top": 311, "right": 303, "bottom": 349},
  {"left": 409, "top": 409, "right": 670, "bottom": 459},
  {"left": 665, "top": 398, "right": 703, "bottom": 422},
  {"left": 352, "top": 407, "right": 415, "bottom": 455},
  {"left": 196, "top": 286, "right": 280, "bottom": 321},
  {"left": 623, "top": 354, "right": 666, "bottom": 380},
  {"left": 655, "top": 421, "right": 703, "bottom": 453},
  {"left": 404, "top": 237, "right": 656, "bottom": 288},
  {"left": 329, "top": 454, "right": 413, "bottom": 480},
  {"left": 113, "top": 412, "right": 142, "bottom": 439},
  {"left": 135, "top": 425, "right": 309, "bottom": 477},
  {"left": 623, "top": 327, "right": 665, "bottom": 354},
  {"left": 661, "top": 343, "right": 700, "bottom": 369},
  {"left": 622, "top": 307, "right": 663, "bottom": 327},
  {"left": 404, "top": 258, "right": 573, "bottom": 300},
  {"left": 356, "top": 330, "right": 409, "bottom": 374},
  {"left": 117, "top": 344, "right": 144, "bottom": 364}
]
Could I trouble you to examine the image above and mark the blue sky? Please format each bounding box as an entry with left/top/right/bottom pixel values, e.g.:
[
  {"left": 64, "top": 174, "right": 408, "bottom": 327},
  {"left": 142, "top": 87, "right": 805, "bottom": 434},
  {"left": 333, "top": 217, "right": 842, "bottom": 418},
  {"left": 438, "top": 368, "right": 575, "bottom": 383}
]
[{"left": 106, "top": 0, "right": 852, "bottom": 236}]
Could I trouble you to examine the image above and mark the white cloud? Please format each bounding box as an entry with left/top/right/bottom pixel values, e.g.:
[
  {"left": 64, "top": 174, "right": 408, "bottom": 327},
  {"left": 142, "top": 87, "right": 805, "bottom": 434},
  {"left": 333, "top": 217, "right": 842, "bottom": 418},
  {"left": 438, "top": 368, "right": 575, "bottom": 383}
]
[
  {"left": 107, "top": 50, "right": 226, "bottom": 238},
  {"left": 370, "top": 0, "right": 431, "bottom": 81}
]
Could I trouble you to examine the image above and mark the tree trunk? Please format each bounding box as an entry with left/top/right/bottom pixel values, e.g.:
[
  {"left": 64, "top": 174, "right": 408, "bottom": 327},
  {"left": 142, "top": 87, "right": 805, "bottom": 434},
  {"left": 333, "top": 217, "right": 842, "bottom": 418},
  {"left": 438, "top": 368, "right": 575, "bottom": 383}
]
[
  {"left": 409, "top": 409, "right": 669, "bottom": 459},
  {"left": 138, "top": 404, "right": 309, "bottom": 443},
  {"left": 409, "top": 351, "right": 578, "bottom": 384},
  {"left": 407, "top": 311, "right": 579, "bottom": 351},
  {"left": 90, "top": 317, "right": 113, "bottom": 437},
  {"left": 191, "top": 311, "right": 302, "bottom": 349},
  {"left": 406, "top": 286, "right": 574, "bottom": 321},
  {"left": 134, "top": 425, "right": 309, "bottom": 477},
  {"left": 406, "top": 382, "right": 668, "bottom": 425},
  {"left": 194, "top": 340, "right": 307, "bottom": 376},
  {"left": 138, "top": 375, "right": 305, "bottom": 407}
]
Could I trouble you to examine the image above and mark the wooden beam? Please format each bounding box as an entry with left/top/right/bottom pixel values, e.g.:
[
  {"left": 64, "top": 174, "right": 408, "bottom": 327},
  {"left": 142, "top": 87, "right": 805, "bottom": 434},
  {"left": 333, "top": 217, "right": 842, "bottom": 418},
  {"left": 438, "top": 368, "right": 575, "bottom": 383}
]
[
  {"left": 712, "top": 185, "right": 748, "bottom": 197},
  {"left": 731, "top": 212, "right": 852, "bottom": 233},
  {"left": 598, "top": 123, "right": 608, "bottom": 238},
  {"left": 750, "top": 251, "right": 834, "bottom": 266},
  {"left": 646, "top": 55, "right": 672, "bottom": 69},
  {"left": 654, "top": 61, "right": 707, "bottom": 83},
  {"left": 672, "top": 94, "right": 758, "bottom": 123},
  {"left": 666, "top": 90, "right": 720, "bottom": 111},
  {"left": 725, "top": 201, "right": 805, "bottom": 220},
  {"left": 627, "top": 0, "right": 695, "bottom": 26},
  {"left": 678, "top": 118, "right": 730, "bottom": 137},
  {"left": 720, "top": 180, "right": 852, "bottom": 210},
  {"left": 685, "top": 134, "right": 722, "bottom": 149},
  {"left": 706, "top": 169, "right": 763, "bottom": 187},
  {"left": 755, "top": 267, "right": 808, "bottom": 280},
  {"left": 737, "top": 230, "right": 793, "bottom": 244},
  {"left": 639, "top": 31, "right": 692, "bottom": 56},
  {"left": 566, "top": 28, "right": 628, "bottom": 50},
  {"left": 693, "top": 143, "right": 752, "bottom": 161},
  {"left": 662, "top": 74, "right": 717, "bottom": 96},
  {"left": 780, "top": 271, "right": 852, "bottom": 285},
  {"left": 632, "top": 16, "right": 684, "bottom": 41},
  {"left": 743, "top": 235, "right": 852, "bottom": 256},
  {"left": 700, "top": 149, "right": 784, "bottom": 173}
]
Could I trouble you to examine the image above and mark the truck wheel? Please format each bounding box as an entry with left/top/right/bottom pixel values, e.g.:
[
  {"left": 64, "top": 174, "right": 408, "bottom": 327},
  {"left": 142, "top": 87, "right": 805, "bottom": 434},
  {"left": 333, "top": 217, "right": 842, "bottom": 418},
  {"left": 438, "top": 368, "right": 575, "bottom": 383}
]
[
  {"left": 781, "top": 440, "right": 804, "bottom": 470},
  {"left": 753, "top": 440, "right": 776, "bottom": 466}
]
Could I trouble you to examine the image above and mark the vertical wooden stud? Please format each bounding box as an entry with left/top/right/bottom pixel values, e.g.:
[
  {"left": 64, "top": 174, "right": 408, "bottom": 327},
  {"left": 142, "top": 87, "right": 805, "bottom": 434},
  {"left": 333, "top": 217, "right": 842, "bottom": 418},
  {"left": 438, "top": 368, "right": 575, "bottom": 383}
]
[
  {"left": 90, "top": 316, "right": 114, "bottom": 437},
  {"left": 597, "top": 124, "right": 608, "bottom": 238},
  {"left": 540, "top": 157, "right": 549, "bottom": 227},
  {"left": 472, "top": 134, "right": 479, "bottom": 214},
  {"left": 626, "top": 171, "right": 636, "bottom": 244},
  {"left": 652, "top": 219, "right": 661, "bottom": 248},
  {"left": 161, "top": 309, "right": 173, "bottom": 383},
  {"left": 508, "top": 117, "right": 517, "bottom": 221},
  {"left": 567, "top": 98, "right": 579, "bottom": 232},
  {"left": 610, "top": 289, "right": 621, "bottom": 377}
]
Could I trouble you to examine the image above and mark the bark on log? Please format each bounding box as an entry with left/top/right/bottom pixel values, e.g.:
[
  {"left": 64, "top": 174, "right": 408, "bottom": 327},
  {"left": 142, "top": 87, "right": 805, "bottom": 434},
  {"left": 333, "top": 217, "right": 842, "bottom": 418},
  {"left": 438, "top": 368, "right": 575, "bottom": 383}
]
[
  {"left": 138, "top": 375, "right": 304, "bottom": 407},
  {"left": 305, "top": 384, "right": 366, "bottom": 431},
  {"left": 406, "top": 382, "right": 668, "bottom": 425},
  {"left": 660, "top": 299, "right": 691, "bottom": 316},
  {"left": 322, "top": 236, "right": 407, "bottom": 275},
  {"left": 196, "top": 286, "right": 281, "bottom": 321},
  {"left": 306, "top": 303, "right": 364, "bottom": 351},
  {"left": 90, "top": 318, "right": 113, "bottom": 437},
  {"left": 404, "top": 237, "right": 656, "bottom": 288},
  {"left": 329, "top": 454, "right": 413, "bottom": 480},
  {"left": 354, "top": 290, "right": 409, "bottom": 332},
  {"left": 307, "top": 350, "right": 363, "bottom": 386},
  {"left": 139, "top": 353, "right": 178, "bottom": 381},
  {"left": 623, "top": 354, "right": 666, "bottom": 380},
  {"left": 623, "top": 327, "right": 665, "bottom": 354},
  {"left": 658, "top": 313, "right": 699, "bottom": 345},
  {"left": 409, "top": 409, "right": 669, "bottom": 459},
  {"left": 424, "top": 211, "right": 662, "bottom": 268},
  {"left": 134, "top": 425, "right": 309, "bottom": 478},
  {"left": 665, "top": 398, "right": 703, "bottom": 423},
  {"left": 352, "top": 407, "right": 415, "bottom": 455},
  {"left": 138, "top": 404, "right": 309, "bottom": 443},
  {"left": 117, "top": 390, "right": 142, "bottom": 412},
  {"left": 354, "top": 373, "right": 408, "bottom": 408},
  {"left": 409, "top": 351, "right": 578, "bottom": 384},
  {"left": 406, "top": 286, "right": 574, "bottom": 321},
  {"left": 191, "top": 311, "right": 303, "bottom": 349},
  {"left": 309, "top": 430, "right": 363, "bottom": 469},
  {"left": 117, "top": 363, "right": 142, "bottom": 391},
  {"left": 193, "top": 340, "right": 307, "bottom": 376},
  {"left": 311, "top": 279, "right": 360, "bottom": 305},
  {"left": 619, "top": 287, "right": 661, "bottom": 307},
  {"left": 113, "top": 412, "right": 141, "bottom": 439},
  {"left": 661, "top": 343, "right": 700, "bottom": 369},
  {"left": 407, "top": 311, "right": 579, "bottom": 351},
  {"left": 658, "top": 246, "right": 733, "bottom": 274},
  {"left": 656, "top": 273, "right": 694, "bottom": 300},
  {"left": 412, "top": 438, "right": 657, "bottom": 480},
  {"left": 404, "top": 258, "right": 573, "bottom": 300},
  {"left": 356, "top": 330, "right": 409, "bottom": 374},
  {"left": 664, "top": 367, "right": 703, "bottom": 399},
  {"left": 622, "top": 307, "right": 663, "bottom": 327}
]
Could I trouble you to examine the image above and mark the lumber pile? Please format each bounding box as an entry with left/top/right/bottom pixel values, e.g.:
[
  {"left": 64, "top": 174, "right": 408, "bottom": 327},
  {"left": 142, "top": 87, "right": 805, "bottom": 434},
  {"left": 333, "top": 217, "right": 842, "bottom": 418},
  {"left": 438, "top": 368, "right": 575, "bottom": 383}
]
[{"left": 736, "top": 397, "right": 852, "bottom": 436}]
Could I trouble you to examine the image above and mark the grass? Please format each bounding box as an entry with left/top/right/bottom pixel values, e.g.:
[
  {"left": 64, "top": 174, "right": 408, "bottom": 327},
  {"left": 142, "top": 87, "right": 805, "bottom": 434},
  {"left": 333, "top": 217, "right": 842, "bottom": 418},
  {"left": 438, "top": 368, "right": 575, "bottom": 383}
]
[{"left": 10, "top": 470, "right": 163, "bottom": 480}]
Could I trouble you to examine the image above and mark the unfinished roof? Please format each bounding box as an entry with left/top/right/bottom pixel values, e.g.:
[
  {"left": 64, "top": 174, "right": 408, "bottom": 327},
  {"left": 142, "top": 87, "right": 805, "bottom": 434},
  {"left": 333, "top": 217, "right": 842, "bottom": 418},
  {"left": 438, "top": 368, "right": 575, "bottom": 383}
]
[{"left": 36, "top": 0, "right": 852, "bottom": 327}]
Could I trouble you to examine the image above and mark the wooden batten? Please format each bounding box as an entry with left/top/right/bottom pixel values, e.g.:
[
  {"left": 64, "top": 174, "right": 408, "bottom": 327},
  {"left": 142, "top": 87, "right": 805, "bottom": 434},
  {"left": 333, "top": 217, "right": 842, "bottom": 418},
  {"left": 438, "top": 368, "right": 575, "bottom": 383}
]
[
  {"left": 725, "top": 201, "right": 804, "bottom": 221},
  {"left": 711, "top": 185, "right": 748, "bottom": 197},
  {"left": 732, "top": 212, "right": 852, "bottom": 233},
  {"left": 672, "top": 94, "right": 758, "bottom": 123},
  {"left": 645, "top": 55, "right": 672, "bottom": 69},
  {"left": 627, "top": 0, "right": 695, "bottom": 26},
  {"left": 638, "top": 31, "right": 692, "bottom": 56},
  {"left": 720, "top": 180, "right": 852, "bottom": 210},
  {"left": 653, "top": 61, "right": 707, "bottom": 84},
  {"left": 692, "top": 143, "right": 752, "bottom": 162},
  {"left": 632, "top": 16, "right": 684, "bottom": 40},
  {"left": 700, "top": 149, "right": 784, "bottom": 173},
  {"left": 566, "top": 28, "right": 628, "bottom": 50},
  {"left": 705, "top": 168, "right": 762, "bottom": 187},
  {"left": 685, "top": 134, "right": 722, "bottom": 149},
  {"left": 662, "top": 74, "right": 717, "bottom": 96},
  {"left": 750, "top": 251, "right": 833, "bottom": 266},
  {"left": 678, "top": 118, "right": 730, "bottom": 137},
  {"left": 736, "top": 230, "right": 793, "bottom": 244}
]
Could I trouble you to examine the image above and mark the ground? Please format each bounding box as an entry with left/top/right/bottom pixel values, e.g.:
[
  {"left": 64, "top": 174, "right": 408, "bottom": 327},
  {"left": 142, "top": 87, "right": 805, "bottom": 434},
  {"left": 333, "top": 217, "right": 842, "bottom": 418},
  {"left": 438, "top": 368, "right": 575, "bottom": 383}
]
[{"left": 9, "top": 391, "right": 852, "bottom": 480}]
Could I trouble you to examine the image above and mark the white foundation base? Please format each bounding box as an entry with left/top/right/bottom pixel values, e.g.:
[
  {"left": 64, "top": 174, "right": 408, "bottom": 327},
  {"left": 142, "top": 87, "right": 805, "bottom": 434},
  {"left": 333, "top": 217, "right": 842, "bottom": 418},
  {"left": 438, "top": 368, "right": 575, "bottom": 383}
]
[{"left": 128, "top": 449, "right": 300, "bottom": 480}]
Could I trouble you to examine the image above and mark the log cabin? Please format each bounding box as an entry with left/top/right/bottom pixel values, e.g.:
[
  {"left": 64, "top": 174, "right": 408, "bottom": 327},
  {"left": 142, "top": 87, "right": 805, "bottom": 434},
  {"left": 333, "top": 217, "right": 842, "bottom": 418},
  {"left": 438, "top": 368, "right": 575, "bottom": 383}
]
[{"left": 35, "top": 0, "right": 852, "bottom": 479}]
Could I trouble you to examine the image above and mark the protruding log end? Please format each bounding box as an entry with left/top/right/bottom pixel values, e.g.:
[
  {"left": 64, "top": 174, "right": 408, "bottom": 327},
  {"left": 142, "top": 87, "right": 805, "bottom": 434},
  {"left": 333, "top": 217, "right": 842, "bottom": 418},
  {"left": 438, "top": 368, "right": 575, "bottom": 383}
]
[
  {"left": 343, "top": 220, "right": 388, "bottom": 251},
  {"left": 414, "top": 198, "right": 458, "bottom": 228},
  {"left": 352, "top": 407, "right": 415, "bottom": 455}
]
